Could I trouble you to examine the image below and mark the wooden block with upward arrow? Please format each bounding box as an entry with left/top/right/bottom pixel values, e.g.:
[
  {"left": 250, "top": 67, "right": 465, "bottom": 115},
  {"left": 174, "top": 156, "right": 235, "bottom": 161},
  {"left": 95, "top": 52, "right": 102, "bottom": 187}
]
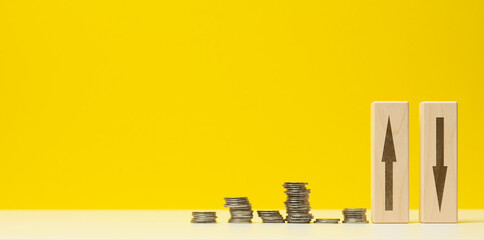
[
  {"left": 420, "top": 101, "right": 458, "bottom": 223},
  {"left": 371, "top": 101, "right": 409, "bottom": 223}
]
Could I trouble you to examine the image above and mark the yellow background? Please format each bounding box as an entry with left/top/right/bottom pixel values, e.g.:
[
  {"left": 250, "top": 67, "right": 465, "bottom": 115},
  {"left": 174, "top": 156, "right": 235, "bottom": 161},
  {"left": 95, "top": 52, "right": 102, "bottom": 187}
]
[{"left": 0, "top": 0, "right": 483, "bottom": 209}]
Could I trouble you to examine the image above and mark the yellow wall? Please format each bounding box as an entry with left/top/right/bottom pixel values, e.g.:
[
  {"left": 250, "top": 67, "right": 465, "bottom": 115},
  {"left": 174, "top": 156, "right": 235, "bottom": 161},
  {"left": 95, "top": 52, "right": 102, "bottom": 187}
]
[{"left": 0, "top": 0, "right": 483, "bottom": 209}]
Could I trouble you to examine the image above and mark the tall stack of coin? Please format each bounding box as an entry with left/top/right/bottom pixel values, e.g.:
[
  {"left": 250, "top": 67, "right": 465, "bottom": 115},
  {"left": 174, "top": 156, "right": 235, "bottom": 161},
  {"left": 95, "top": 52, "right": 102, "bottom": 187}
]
[
  {"left": 283, "top": 182, "right": 313, "bottom": 223},
  {"left": 257, "top": 210, "right": 285, "bottom": 223},
  {"left": 224, "top": 197, "right": 253, "bottom": 223},
  {"left": 191, "top": 212, "right": 217, "bottom": 223},
  {"left": 342, "top": 208, "right": 368, "bottom": 223}
]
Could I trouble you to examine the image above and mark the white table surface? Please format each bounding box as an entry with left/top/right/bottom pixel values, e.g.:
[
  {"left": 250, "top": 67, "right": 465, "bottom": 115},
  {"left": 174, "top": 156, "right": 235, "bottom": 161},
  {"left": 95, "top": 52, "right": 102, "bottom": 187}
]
[{"left": 0, "top": 210, "right": 482, "bottom": 240}]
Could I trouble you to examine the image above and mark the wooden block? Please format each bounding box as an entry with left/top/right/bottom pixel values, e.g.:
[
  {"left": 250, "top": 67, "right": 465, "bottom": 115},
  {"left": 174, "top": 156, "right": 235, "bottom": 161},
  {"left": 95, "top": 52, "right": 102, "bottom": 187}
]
[
  {"left": 371, "top": 101, "right": 409, "bottom": 223},
  {"left": 420, "top": 101, "right": 458, "bottom": 223}
]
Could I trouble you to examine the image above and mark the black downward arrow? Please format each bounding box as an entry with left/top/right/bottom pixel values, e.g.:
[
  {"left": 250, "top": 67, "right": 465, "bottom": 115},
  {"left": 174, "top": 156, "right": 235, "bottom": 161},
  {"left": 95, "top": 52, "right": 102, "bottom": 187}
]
[
  {"left": 433, "top": 117, "right": 447, "bottom": 211},
  {"left": 382, "top": 117, "right": 397, "bottom": 211}
]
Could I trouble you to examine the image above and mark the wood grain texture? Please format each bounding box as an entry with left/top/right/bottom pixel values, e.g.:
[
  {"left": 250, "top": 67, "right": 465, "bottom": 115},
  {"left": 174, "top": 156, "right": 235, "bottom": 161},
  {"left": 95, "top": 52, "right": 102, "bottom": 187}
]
[
  {"left": 371, "top": 101, "right": 409, "bottom": 223},
  {"left": 420, "top": 102, "right": 458, "bottom": 223}
]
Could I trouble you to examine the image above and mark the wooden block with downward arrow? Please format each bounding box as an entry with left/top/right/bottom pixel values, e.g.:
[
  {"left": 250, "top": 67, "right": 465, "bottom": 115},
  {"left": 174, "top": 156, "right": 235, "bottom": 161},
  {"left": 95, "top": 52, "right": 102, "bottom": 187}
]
[
  {"left": 420, "top": 101, "right": 458, "bottom": 223},
  {"left": 371, "top": 101, "right": 409, "bottom": 223}
]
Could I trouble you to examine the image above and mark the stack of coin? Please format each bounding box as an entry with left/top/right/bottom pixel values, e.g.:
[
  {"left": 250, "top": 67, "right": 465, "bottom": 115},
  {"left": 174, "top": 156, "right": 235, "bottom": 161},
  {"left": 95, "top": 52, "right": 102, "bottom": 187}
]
[
  {"left": 314, "top": 218, "right": 340, "bottom": 224},
  {"left": 283, "top": 182, "right": 313, "bottom": 223},
  {"left": 191, "top": 212, "right": 217, "bottom": 223},
  {"left": 257, "top": 210, "right": 285, "bottom": 223},
  {"left": 342, "top": 208, "right": 368, "bottom": 223},
  {"left": 224, "top": 197, "right": 253, "bottom": 223}
]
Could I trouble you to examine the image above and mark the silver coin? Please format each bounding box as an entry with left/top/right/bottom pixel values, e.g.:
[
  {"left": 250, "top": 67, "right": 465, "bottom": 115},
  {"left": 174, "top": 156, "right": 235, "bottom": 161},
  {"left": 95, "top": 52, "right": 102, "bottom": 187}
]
[
  {"left": 283, "top": 182, "right": 308, "bottom": 185},
  {"left": 192, "top": 212, "right": 216, "bottom": 215},
  {"left": 343, "top": 208, "right": 367, "bottom": 212},
  {"left": 314, "top": 218, "right": 340, "bottom": 222}
]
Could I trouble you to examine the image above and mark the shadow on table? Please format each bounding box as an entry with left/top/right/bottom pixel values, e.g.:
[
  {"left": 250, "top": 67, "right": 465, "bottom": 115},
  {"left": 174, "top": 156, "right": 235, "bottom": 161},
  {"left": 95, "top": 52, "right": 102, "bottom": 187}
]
[{"left": 458, "top": 220, "right": 484, "bottom": 223}]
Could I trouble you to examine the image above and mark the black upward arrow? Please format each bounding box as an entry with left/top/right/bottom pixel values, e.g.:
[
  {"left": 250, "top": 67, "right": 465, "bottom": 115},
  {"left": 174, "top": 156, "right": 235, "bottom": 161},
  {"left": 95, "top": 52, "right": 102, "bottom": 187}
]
[
  {"left": 382, "top": 117, "right": 397, "bottom": 211},
  {"left": 433, "top": 117, "right": 447, "bottom": 211}
]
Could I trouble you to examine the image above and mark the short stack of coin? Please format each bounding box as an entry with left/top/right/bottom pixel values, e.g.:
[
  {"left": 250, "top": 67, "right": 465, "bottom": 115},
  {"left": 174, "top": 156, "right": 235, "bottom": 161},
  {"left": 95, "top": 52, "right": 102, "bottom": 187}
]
[
  {"left": 257, "top": 210, "right": 285, "bottom": 223},
  {"left": 342, "top": 208, "right": 368, "bottom": 223},
  {"left": 224, "top": 197, "right": 253, "bottom": 223},
  {"left": 283, "top": 182, "right": 313, "bottom": 223},
  {"left": 191, "top": 211, "right": 217, "bottom": 223},
  {"left": 314, "top": 218, "right": 340, "bottom": 224}
]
